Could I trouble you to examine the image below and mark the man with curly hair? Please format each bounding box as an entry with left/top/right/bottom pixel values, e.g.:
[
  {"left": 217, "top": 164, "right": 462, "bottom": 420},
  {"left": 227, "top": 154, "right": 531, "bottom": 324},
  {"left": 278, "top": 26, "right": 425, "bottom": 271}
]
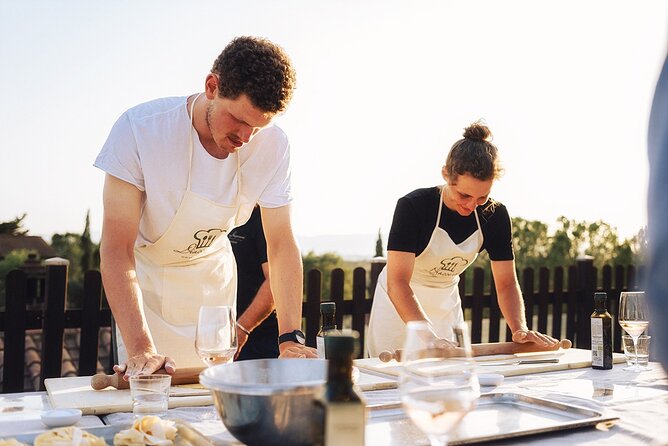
[{"left": 95, "top": 36, "right": 316, "bottom": 376}]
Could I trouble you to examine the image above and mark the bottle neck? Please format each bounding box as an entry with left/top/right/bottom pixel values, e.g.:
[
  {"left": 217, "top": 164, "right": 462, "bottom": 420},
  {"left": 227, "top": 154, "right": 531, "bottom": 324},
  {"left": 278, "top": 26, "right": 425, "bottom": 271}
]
[
  {"left": 594, "top": 301, "right": 607, "bottom": 312},
  {"left": 322, "top": 313, "right": 337, "bottom": 331}
]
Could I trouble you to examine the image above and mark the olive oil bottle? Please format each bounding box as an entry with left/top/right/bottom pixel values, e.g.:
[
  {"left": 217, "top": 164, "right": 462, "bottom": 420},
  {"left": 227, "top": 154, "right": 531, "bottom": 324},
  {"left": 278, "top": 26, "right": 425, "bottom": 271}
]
[
  {"left": 316, "top": 302, "right": 337, "bottom": 359},
  {"left": 319, "top": 332, "right": 366, "bottom": 446},
  {"left": 591, "top": 292, "right": 613, "bottom": 370}
]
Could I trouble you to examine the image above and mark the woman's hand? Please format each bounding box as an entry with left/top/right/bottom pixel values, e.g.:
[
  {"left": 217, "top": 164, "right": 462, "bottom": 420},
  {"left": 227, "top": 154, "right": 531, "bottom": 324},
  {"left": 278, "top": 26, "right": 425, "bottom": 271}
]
[
  {"left": 512, "top": 329, "right": 559, "bottom": 347},
  {"left": 234, "top": 326, "right": 249, "bottom": 360}
]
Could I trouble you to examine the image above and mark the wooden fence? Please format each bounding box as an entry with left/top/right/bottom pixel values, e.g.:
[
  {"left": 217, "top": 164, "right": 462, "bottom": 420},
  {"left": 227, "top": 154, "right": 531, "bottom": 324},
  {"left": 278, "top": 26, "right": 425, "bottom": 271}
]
[{"left": 1, "top": 257, "right": 642, "bottom": 393}]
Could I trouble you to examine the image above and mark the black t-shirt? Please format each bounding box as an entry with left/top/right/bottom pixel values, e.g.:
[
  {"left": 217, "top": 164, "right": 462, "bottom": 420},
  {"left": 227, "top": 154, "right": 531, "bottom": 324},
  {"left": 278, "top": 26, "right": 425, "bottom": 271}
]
[
  {"left": 388, "top": 186, "right": 514, "bottom": 261},
  {"left": 229, "top": 206, "right": 279, "bottom": 360}
]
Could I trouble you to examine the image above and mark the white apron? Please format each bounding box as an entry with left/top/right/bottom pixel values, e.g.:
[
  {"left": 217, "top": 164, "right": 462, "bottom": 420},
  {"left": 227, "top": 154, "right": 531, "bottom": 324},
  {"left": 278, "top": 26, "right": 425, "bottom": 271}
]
[
  {"left": 116, "top": 93, "right": 251, "bottom": 368},
  {"left": 367, "top": 186, "right": 484, "bottom": 357}
]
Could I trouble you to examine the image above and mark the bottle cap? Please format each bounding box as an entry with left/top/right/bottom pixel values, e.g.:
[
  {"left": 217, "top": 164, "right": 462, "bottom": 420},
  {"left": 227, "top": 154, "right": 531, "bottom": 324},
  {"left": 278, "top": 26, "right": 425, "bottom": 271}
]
[
  {"left": 594, "top": 292, "right": 607, "bottom": 302},
  {"left": 320, "top": 302, "right": 336, "bottom": 314},
  {"left": 325, "top": 331, "right": 359, "bottom": 358}
]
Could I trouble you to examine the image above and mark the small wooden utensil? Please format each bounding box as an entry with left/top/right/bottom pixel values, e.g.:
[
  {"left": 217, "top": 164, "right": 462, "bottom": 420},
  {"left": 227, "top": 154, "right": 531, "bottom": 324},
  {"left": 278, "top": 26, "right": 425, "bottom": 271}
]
[
  {"left": 90, "top": 367, "right": 204, "bottom": 390},
  {"left": 379, "top": 339, "right": 572, "bottom": 363}
]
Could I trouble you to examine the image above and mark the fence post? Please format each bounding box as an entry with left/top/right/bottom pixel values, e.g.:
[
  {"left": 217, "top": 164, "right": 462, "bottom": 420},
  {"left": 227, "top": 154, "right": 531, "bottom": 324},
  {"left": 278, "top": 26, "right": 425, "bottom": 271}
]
[
  {"left": 304, "top": 269, "right": 322, "bottom": 347},
  {"left": 352, "top": 268, "right": 367, "bottom": 358},
  {"left": 369, "top": 257, "right": 386, "bottom": 297},
  {"left": 79, "top": 270, "right": 104, "bottom": 376},
  {"left": 39, "top": 257, "right": 69, "bottom": 390},
  {"left": 3, "top": 270, "right": 27, "bottom": 393},
  {"left": 576, "top": 255, "right": 595, "bottom": 349}
]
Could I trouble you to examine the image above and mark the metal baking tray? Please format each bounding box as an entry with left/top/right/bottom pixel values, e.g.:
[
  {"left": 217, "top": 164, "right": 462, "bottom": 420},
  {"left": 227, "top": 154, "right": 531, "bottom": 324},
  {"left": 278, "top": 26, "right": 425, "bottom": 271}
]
[
  {"left": 8, "top": 421, "right": 213, "bottom": 446},
  {"left": 367, "top": 392, "right": 619, "bottom": 445}
]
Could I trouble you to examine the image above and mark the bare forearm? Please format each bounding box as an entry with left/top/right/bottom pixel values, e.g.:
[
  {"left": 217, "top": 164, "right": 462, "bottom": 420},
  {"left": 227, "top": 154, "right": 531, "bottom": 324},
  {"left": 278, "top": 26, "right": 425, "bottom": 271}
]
[
  {"left": 496, "top": 282, "right": 528, "bottom": 333},
  {"left": 100, "top": 248, "right": 155, "bottom": 356},
  {"left": 387, "top": 281, "right": 430, "bottom": 324},
  {"left": 238, "top": 280, "right": 275, "bottom": 332},
  {"left": 267, "top": 242, "right": 303, "bottom": 334}
]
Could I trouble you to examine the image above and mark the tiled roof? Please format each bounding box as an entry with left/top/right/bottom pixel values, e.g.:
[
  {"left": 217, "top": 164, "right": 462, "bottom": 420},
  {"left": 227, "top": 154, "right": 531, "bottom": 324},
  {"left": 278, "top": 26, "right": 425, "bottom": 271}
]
[
  {"left": 0, "top": 235, "right": 58, "bottom": 259},
  {"left": 0, "top": 327, "right": 113, "bottom": 392}
]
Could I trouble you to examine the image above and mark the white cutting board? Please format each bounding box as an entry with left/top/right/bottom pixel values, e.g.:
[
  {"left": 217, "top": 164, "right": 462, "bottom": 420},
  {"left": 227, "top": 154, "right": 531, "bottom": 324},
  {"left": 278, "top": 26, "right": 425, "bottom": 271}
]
[
  {"left": 45, "top": 370, "right": 397, "bottom": 416},
  {"left": 354, "top": 348, "right": 626, "bottom": 378},
  {"left": 45, "top": 376, "right": 213, "bottom": 415}
]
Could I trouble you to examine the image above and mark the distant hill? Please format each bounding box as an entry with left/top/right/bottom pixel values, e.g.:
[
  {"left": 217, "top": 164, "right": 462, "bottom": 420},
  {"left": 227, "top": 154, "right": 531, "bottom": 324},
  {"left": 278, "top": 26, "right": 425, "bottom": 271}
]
[{"left": 297, "top": 233, "right": 388, "bottom": 261}]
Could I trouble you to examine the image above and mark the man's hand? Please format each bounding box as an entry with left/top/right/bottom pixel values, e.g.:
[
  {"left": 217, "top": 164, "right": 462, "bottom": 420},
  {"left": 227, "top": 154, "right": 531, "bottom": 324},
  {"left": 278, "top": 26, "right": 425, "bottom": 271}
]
[
  {"left": 113, "top": 352, "right": 176, "bottom": 381},
  {"left": 279, "top": 342, "right": 318, "bottom": 358},
  {"left": 512, "top": 329, "right": 559, "bottom": 347}
]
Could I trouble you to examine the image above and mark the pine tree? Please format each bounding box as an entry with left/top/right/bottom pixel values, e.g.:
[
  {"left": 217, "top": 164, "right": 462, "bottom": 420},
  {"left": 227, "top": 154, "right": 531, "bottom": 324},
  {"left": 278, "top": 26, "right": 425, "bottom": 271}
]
[
  {"left": 375, "top": 228, "right": 384, "bottom": 257},
  {"left": 80, "top": 210, "right": 93, "bottom": 273}
]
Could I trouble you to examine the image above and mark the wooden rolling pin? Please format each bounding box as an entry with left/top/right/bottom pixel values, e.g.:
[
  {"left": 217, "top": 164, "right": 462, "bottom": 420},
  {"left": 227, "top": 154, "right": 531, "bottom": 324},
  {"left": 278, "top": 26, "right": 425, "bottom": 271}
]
[
  {"left": 379, "top": 339, "right": 572, "bottom": 362},
  {"left": 91, "top": 367, "right": 204, "bottom": 390}
]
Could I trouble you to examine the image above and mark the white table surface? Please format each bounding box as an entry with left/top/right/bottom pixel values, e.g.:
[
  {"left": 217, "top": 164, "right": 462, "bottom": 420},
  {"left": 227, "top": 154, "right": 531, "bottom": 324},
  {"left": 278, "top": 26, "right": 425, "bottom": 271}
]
[
  {"left": 3, "top": 361, "right": 667, "bottom": 445},
  {"left": 0, "top": 391, "right": 104, "bottom": 437}
]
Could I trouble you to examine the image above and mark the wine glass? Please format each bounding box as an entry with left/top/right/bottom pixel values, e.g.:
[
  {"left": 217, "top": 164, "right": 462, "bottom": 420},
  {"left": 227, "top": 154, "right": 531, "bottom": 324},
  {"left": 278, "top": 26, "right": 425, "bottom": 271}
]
[
  {"left": 399, "top": 321, "right": 480, "bottom": 446},
  {"left": 618, "top": 291, "right": 649, "bottom": 372},
  {"left": 195, "top": 305, "right": 238, "bottom": 367}
]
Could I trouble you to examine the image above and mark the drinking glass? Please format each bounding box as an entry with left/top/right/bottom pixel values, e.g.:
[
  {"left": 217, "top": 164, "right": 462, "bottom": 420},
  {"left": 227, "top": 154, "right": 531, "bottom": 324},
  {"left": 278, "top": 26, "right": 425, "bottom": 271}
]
[
  {"left": 399, "top": 321, "right": 480, "bottom": 446},
  {"left": 195, "top": 305, "right": 238, "bottom": 367},
  {"left": 618, "top": 291, "right": 649, "bottom": 372}
]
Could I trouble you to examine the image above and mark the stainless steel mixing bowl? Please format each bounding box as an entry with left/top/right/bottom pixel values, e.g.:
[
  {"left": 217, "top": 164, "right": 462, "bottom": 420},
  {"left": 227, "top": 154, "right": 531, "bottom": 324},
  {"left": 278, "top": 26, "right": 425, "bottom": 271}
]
[{"left": 199, "top": 358, "right": 326, "bottom": 446}]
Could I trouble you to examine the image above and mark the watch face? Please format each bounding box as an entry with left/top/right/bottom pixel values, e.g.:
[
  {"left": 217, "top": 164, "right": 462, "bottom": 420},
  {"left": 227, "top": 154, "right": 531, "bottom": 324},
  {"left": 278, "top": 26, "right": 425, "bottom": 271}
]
[{"left": 296, "top": 332, "right": 306, "bottom": 344}]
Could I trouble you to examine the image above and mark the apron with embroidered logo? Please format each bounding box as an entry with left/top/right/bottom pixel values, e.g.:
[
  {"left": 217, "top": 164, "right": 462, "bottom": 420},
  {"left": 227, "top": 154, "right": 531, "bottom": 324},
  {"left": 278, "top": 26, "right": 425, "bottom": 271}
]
[
  {"left": 116, "top": 93, "right": 251, "bottom": 368},
  {"left": 367, "top": 186, "right": 484, "bottom": 357}
]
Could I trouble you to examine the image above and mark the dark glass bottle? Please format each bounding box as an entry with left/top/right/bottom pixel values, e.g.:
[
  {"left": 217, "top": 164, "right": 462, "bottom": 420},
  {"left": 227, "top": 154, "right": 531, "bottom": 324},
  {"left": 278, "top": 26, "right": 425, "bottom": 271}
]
[
  {"left": 317, "top": 302, "right": 337, "bottom": 359},
  {"left": 319, "top": 332, "right": 366, "bottom": 446},
  {"left": 591, "top": 292, "right": 613, "bottom": 370}
]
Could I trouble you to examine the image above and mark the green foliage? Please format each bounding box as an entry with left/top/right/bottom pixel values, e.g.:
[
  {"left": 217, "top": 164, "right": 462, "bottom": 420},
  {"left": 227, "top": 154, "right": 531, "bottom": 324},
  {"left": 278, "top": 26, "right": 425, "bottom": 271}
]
[
  {"left": 464, "top": 216, "right": 646, "bottom": 292},
  {"left": 50, "top": 211, "right": 101, "bottom": 308},
  {"left": 0, "top": 249, "right": 32, "bottom": 308},
  {"left": 0, "top": 214, "right": 29, "bottom": 236},
  {"left": 510, "top": 216, "right": 645, "bottom": 272},
  {"left": 302, "top": 251, "right": 345, "bottom": 300}
]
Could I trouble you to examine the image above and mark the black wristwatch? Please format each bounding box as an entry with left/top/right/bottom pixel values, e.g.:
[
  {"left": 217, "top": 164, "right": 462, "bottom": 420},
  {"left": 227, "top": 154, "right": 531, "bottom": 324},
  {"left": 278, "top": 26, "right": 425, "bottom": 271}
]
[{"left": 278, "top": 329, "right": 306, "bottom": 345}]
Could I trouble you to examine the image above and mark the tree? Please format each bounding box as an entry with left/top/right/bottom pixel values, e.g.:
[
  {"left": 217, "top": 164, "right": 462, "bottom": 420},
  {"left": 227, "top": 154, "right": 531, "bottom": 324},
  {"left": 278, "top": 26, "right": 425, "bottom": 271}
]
[
  {"left": 512, "top": 217, "right": 551, "bottom": 271},
  {"left": 374, "top": 228, "right": 384, "bottom": 258},
  {"left": 0, "top": 249, "right": 31, "bottom": 308},
  {"left": 50, "top": 212, "right": 101, "bottom": 308},
  {"left": 0, "top": 214, "right": 29, "bottom": 236},
  {"left": 80, "top": 210, "right": 94, "bottom": 273}
]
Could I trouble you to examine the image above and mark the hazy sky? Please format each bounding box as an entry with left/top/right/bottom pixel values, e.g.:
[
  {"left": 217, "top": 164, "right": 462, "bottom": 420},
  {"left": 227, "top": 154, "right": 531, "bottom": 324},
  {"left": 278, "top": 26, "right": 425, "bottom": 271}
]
[{"left": 1, "top": 1, "right": 667, "bottom": 245}]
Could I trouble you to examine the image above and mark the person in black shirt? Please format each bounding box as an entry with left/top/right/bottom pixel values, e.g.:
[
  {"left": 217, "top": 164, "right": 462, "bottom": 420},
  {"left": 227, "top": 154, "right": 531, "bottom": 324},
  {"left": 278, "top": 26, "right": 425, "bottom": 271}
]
[
  {"left": 229, "top": 206, "right": 279, "bottom": 360},
  {"left": 367, "top": 121, "right": 558, "bottom": 356}
]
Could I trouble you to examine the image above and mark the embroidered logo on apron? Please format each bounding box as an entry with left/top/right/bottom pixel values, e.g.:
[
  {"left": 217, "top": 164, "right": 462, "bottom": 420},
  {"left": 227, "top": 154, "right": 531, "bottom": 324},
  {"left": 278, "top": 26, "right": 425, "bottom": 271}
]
[
  {"left": 428, "top": 256, "right": 469, "bottom": 277},
  {"left": 174, "top": 228, "right": 226, "bottom": 256}
]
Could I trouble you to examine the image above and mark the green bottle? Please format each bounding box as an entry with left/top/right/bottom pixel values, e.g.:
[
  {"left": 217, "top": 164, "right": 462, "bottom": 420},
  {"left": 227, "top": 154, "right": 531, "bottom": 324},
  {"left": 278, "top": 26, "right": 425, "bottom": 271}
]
[
  {"left": 318, "top": 332, "right": 366, "bottom": 446},
  {"left": 591, "top": 292, "right": 613, "bottom": 370}
]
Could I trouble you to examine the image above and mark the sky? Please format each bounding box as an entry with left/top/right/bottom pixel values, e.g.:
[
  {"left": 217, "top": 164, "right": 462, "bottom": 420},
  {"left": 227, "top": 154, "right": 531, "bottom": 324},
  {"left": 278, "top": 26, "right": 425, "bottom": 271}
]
[{"left": 1, "top": 1, "right": 667, "bottom": 253}]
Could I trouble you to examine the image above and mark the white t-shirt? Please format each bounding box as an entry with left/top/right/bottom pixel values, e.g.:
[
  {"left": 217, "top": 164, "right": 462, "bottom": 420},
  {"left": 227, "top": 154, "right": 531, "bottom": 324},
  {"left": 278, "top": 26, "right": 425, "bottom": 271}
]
[{"left": 94, "top": 96, "right": 292, "bottom": 246}]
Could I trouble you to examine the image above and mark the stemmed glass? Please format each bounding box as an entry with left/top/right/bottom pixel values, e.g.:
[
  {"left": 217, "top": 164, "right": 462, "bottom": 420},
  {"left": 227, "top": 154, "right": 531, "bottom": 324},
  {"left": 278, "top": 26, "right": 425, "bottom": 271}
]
[
  {"left": 618, "top": 291, "right": 649, "bottom": 372},
  {"left": 399, "top": 321, "right": 480, "bottom": 446},
  {"left": 195, "top": 305, "right": 238, "bottom": 367}
]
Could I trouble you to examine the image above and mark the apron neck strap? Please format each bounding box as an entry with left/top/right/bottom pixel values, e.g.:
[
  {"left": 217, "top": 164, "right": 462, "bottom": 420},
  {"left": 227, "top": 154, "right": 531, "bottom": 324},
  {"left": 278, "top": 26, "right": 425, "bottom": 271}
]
[
  {"left": 435, "top": 186, "right": 446, "bottom": 232},
  {"left": 187, "top": 93, "right": 202, "bottom": 190},
  {"left": 187, "top": 93, "right": 242, "bottom": 205}
]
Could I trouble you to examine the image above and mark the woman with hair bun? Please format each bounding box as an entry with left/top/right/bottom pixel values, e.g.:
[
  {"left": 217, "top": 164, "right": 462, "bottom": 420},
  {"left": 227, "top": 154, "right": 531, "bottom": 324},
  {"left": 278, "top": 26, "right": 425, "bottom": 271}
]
[{"left": 367, "top": 121, "right": 558, "bottom": 356}]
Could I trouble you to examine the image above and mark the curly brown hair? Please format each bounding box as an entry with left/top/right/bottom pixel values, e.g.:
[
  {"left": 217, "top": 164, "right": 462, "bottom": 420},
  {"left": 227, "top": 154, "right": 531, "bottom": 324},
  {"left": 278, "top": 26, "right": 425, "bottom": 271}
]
[
  {"left": 212, "top": 36, "right": 296, "bottom": 114},
  {"left": 444, "top": 120, "right": 504, "bottom": 182}
]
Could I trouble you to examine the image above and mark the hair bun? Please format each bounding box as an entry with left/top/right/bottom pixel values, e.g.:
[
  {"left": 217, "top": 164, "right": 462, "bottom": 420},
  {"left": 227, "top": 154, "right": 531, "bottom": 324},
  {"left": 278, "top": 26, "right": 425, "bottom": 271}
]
[{"left": 463, "top": 121, "right": 492, "bottom": 142}]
